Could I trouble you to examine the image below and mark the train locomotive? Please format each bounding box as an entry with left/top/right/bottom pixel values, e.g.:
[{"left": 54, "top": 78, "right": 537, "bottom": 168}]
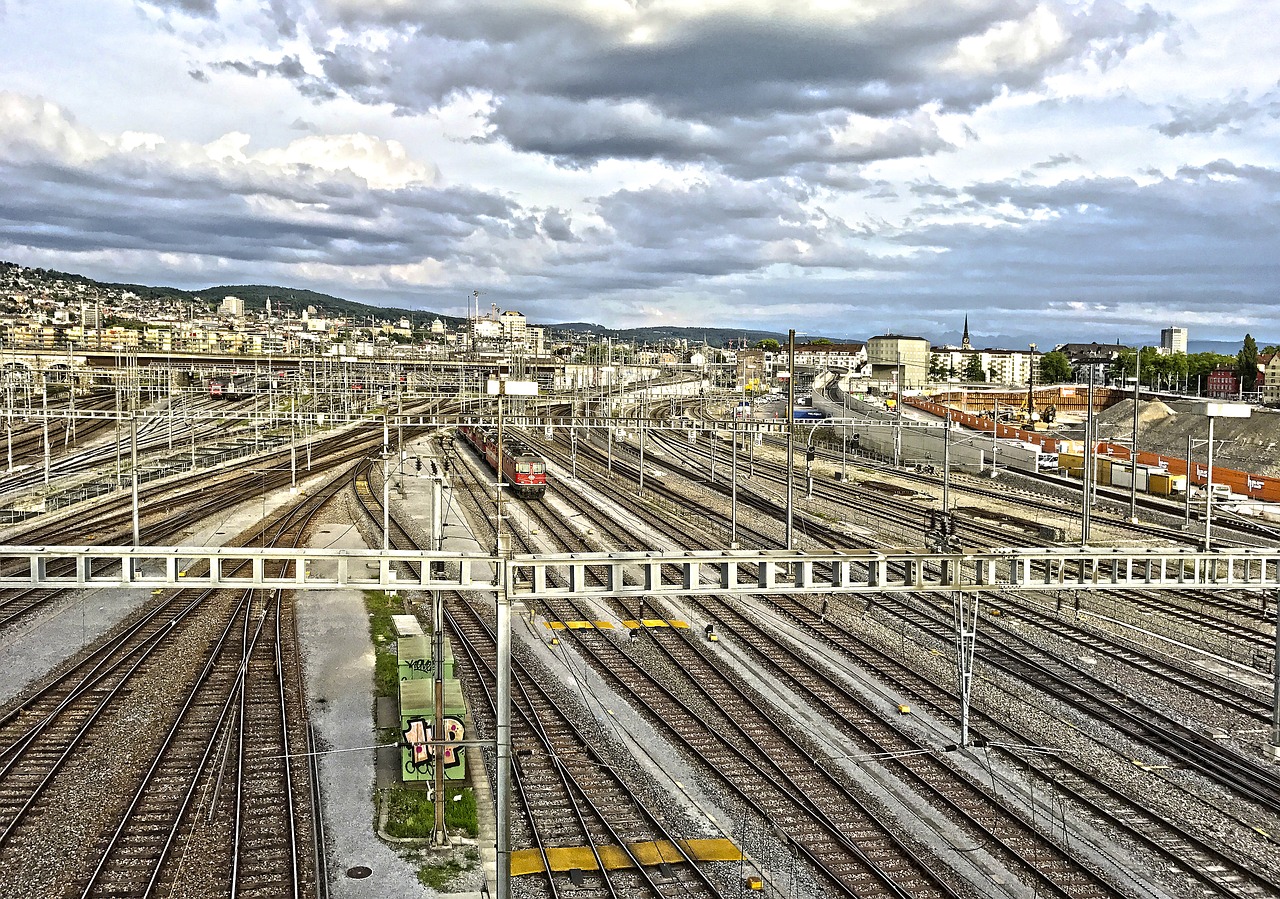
[
  {"left": 208, "top": 376, "right": 243, "bottom": 399},
  {"left": 458, "top": 425, "right": 547, "bottom": 498}
]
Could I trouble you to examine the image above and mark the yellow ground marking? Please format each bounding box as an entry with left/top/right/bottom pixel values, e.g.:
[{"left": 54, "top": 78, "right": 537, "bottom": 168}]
[{"left": 510, "top": 838, "right": 742, "bottom": 877}]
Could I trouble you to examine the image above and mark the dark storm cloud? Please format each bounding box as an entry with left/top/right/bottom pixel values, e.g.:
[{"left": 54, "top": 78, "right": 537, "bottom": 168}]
[
  {"left": 233, "top": 1, "right": 1170, "bottom": 178},
  {"left": 137, "top": 0, "right": 218, "bottom": 18},
  {"left": 875, "top": 163, "right": 1280, "bottom": 339},
  {"left": 211, "top": 55, "right": 338, "bottom": 100},
  {"left": 0, "top": 102, "right": 521, "bottom": 269},
  {"left": 1157, "top": 87, "right": 1280, "bottom": 137},
  {"left": 538, "top": 209, "right": 575, "bottom": 243},
  {"left": 1032, "top": 153, "right": 1083, "bottom": 169},
  {"left": 0, "top": 158, "right": 507, "bottom": 266},
  {"left": 483, "top": 98, "right": 951, "bottom": 182}
]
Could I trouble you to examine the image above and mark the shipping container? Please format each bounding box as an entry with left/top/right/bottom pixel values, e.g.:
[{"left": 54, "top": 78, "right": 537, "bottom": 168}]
[
  {"left": 1095, "top": 459, "right": 1113, "bottom": 487},
  {"left": 1112, "top": 463, "right": 1150, "bottom": 492},
  {"left": 1148, "top": 472, "right": 1186, "bottom": 496}
]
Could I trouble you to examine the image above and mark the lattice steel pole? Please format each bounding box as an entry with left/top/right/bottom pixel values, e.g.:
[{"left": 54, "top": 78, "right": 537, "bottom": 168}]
[
  {"left": 786, "top": 329, "right": 795, "bottom": 550},
  {"left": 954, "top": 590, "right": 980, "bottom": 747},
  {"left": 1271, "top": 590, "right": 1280, "bottom": 761},
  {"left": 496, "top": 535, "right": 512, "bottom": 899}
]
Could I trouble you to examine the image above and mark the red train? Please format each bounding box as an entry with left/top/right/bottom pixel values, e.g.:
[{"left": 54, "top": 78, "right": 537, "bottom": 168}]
[
  {"left": 458, "top": 425, "right": 547, "bottom": 498},
  {"left": 208, "top": 376, "right": 243, "bottom": 399}
]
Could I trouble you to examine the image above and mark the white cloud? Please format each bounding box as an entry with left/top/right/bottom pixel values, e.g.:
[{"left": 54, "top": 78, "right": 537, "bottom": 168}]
[{"left": 0, "top": 2, "right": 1277, "bottom": 345}]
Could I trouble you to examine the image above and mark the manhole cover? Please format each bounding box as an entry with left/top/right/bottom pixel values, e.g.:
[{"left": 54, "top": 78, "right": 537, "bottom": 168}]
[{"left": 346, "top": 866, "right": 373, "bottom": 879}]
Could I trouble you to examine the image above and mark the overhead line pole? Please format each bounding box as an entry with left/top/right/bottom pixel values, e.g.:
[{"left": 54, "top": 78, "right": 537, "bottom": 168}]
[
  {"left": 786, "top": 329, "right": 795, "bottom": 550},
  {"left": 1129, "top": 347, "right": 1141, "bottom": 522}
]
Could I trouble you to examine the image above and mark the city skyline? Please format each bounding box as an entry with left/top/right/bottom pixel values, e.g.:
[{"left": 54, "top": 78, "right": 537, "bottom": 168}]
[{"left": 1, "top": 2, "right": 1278, "bottom": 346}]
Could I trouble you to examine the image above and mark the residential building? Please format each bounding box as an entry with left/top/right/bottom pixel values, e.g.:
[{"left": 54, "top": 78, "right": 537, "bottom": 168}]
[
  {"left": 219, "top": 295, "right": 245, "bottom": 317},
  {"left": 80, "top": 301, "right": 103, "bottom": 329},
  {"left": 1207, "top": 365, "right": 1239, "bottom": 398},
  {"left": 1262, "top": 352, "right": 1280, "bottom": 406},
  {"left": 1054, "top": 342, "right": 1130, "bottom": 384},
  {"left": 931, "top": 347, "right": 1039, "bottom": 385},
  {"left": 793, "top": 343, "right": 867, "bottom": 372},
  {"left": 736, "top": 348, "right": 767, "bottom": 390}
]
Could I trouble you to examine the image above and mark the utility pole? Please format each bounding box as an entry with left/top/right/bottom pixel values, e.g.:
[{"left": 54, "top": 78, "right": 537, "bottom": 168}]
[
  {"left": 1184, "top": 434, "right": 1192, "bottom": 529},
  {"left": 1129, "top": 347, "right": 1141, "bottom": 522},
  {"left": 894, "top": 354, "right": 903, "bottom": 468},
  {"left": 430, "top": 472, "right": 449, "bottom": 847},
  {"left": 942, "top": 411, "right": 951, "bottom": 515},
  {"left": 1027, "top": 343, "right": 1036, "bottom": 425},
  {"left": 41, "top": 382, "right": 50, "bottom": 486},
  {"left": 786, "top": 329, "right": 795, "bottom": 550},
  {"left": 730, "top": 418, "right": 738, "bottom": 547},
  {"left": 954, "top": 590, "right": 979, "bottom": 747},
  {"left": 1081, "top": 367, "right": 1094, "bottom": 546}
]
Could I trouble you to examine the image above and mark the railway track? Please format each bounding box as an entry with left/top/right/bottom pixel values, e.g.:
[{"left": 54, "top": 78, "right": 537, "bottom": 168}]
[
  {"left": 448, "top": 596, "right": 726, "bottom": 899},
  {"left": 515, "top": 420, "right": 1280, "bottom": 896},
  {"left": 350, "top": 454, "right": 729, "bottom": 897},
  {"left": 0, "top": 465, "right": 346, "bottom": 898},
  {"left": 459, "top": 467, "right": 964, "bottom": 899}
]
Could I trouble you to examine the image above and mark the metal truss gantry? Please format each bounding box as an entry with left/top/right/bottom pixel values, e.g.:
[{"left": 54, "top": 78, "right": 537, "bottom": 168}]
[
  {"left": 6, "top": 542, "right": 1278, "bottom": 898},
  {"left": 3, "top": 545, "right": 1276, "bottom": 596}
]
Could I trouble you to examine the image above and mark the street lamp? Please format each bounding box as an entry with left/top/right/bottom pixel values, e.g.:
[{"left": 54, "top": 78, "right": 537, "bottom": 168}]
[{"left": 1199, "top": 402, "right": 1250, "bottom": 551}]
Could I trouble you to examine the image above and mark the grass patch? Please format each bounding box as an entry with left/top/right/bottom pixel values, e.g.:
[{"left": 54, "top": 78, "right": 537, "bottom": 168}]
[
  {"left": 382, "top": 785, "right": 479, "bottom": 839},
  {"left": 417, "top": 856, "right": 469, "bottom": 890},
  {"left": 364, "top": 590, "right": 405, "bottom": 698}
]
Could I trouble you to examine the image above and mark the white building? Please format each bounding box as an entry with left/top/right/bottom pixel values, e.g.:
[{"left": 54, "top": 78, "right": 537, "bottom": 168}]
[
  {"left": 931, "top": 348, "right": 1039, "bottom": 385},
  {"left": 866, "top": 335, "right": 930, "bottom": 387},
  {"left": 793, "top": 343, "right": 867, "bottom": 372},
  {"left": 219, "top": 295, "right": 245, "bottom": 317},
  {"left": 1160, "top": 326, "right": 1188, "bottom": 355}
]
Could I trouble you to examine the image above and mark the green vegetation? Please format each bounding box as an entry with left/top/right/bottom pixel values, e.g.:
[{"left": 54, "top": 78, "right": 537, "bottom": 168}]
[
  {"left": 382, "top": 785, "right": 479, "bottom": 839},
  {"left": 417, "top": 847, "right": 479, "bottom": 890},
  {"left": 1111, "top": 347, "right": 1235, "bottom": 389},
  {"left": 1037, "top": 350, "right": 1072, "bottom": 384},
  {"left": 365, "top": 593, "right": 479, "bottom": 844},
  {"left": 583, "top": 342, "right": 634, "bottom": 363},
  {"left": 1238, "top": 333, "right": 1259, "bottom": 390},
  {"left": 364, "top": 589, "right": 404, "bottom": 698},
  {"left": 962, "top": 355, "right": 986, "bottom": 382}
]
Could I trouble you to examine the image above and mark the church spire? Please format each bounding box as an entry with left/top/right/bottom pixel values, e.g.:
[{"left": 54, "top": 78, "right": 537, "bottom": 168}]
[{"left": 961, "top": 315, "right": 971, "bottom": 350}]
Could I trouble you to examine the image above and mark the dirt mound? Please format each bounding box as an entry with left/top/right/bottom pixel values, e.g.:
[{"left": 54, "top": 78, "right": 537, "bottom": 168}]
[
  {"left": 1095, "top": 400, "right": 1280, "bottom": 477},
  {"left": 1099, "top": 398, "right": 1175, "bottom": 428}
]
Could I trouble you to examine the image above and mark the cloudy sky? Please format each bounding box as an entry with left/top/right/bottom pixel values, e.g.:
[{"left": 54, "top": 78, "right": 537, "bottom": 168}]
[{"left": 1, "top": 1, "right": 1277, "bottom": 347}]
